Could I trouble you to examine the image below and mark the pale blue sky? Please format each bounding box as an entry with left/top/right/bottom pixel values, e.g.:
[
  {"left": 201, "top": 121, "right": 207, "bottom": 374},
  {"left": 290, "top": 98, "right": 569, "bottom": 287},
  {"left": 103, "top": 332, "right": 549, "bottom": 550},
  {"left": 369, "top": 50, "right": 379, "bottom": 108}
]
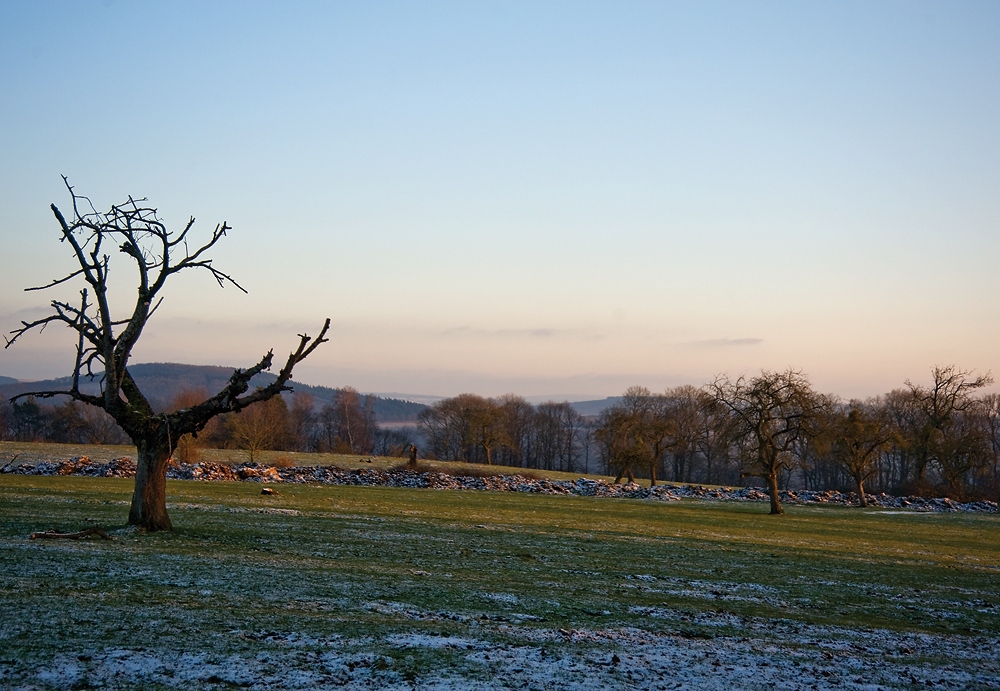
[{"left": 1, "top": 1, "right": 998, "bottom": 399}]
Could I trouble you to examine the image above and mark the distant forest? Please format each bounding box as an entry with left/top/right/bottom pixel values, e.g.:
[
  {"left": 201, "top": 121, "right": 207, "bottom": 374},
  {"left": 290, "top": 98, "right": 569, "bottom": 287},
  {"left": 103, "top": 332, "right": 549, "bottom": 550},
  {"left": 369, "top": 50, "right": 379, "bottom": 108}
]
[
  {"left": 0, "top": 363, "right": 425, "bottom": 423},
  {"left": 415, "top": 367, "right": 999, "bottom": 504},
  {"left": 0, "top": 363, "right": 426, "bottom": 458},
  {"left": 4, "top": 364, "right": 998, "bottom": 503}
]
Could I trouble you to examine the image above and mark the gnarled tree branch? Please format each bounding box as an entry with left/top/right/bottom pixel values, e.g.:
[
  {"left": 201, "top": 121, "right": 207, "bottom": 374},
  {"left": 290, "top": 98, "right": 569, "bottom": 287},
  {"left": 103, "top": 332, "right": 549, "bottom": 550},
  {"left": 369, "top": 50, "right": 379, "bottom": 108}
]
[{"left": 5, "top": 179, "right": 332, "bottom": 531}]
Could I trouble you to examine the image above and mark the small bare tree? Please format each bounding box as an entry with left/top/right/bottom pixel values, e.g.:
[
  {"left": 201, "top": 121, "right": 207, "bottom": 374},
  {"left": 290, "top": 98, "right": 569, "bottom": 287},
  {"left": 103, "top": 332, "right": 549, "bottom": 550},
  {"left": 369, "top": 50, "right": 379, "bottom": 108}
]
[
  {"left": 229, "top": 396, "right": 289, "bottom": 463},
  {"left": 831, "top": 401, "right": 894, "bottom": 507},
  {"left": 466, "top": 395, "right": 507, "bottom": 465},
  {"left": 906, "top": 365, "right": 993, "bottom": 488},
  {"left": 596, "top": 388, "right": 659, "bottom": 485},
  {"left": 167, "top": 388, "right": 209, "bottom": 464},
  {"left": 710, "top": 369, "right": 818, "bottom": 514},
  {"left": 4, "top": 179, "right": 329, "bottom": 531}
]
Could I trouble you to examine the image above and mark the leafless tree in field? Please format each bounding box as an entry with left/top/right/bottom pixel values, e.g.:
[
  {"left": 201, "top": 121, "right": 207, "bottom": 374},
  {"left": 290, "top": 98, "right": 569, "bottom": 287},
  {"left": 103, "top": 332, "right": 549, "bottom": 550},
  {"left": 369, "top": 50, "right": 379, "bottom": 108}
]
[
  {"left": 710, "top": 370, "right": 818, "bottom": 514},
  {"left": 906, "top": 366, "right": 993, "bottom": 492},
  {"left": 596, "top": 387, "right": 662, "bottom": 485},
  {"left": 830, "top": 401, "right": 895, "bottom": 507},
  {"left": 5, "top": 178, "right": 329, "bottom": 531},
  {"left": 318, "top": 387, "right": 376, "bottom": 454},
  {"left": 229, "top": 396, "right": 290, "bottom": 463}
]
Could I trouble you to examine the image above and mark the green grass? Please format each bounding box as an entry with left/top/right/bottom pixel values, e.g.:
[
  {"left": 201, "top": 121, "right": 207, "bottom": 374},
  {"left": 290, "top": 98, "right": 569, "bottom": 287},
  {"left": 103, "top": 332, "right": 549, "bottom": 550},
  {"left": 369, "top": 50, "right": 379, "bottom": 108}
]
[{"left": 1, "top": 475, "right": 998, "bottom": 688}]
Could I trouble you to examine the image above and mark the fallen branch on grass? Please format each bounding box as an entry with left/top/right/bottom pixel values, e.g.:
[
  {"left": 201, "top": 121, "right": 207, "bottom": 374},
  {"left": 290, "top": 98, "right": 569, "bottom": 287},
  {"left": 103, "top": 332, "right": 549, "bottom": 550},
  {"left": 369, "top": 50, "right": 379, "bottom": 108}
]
[
  {"left": 30, "top": 527, "right": 112, "bottom": 540},
  {"left": 0, "top": 454, "right": 20, "bottom": 472}
]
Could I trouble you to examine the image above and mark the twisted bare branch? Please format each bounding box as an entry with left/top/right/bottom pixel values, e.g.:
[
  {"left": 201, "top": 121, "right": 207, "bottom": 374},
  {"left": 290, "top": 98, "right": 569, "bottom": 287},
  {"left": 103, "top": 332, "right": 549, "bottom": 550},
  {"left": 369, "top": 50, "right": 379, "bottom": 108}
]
[
  {"left": 5, "top": 179, "right": 276, "bottom": 430},
  {"left": 169, "top": 319, "right": 332, "bottom": 438}
]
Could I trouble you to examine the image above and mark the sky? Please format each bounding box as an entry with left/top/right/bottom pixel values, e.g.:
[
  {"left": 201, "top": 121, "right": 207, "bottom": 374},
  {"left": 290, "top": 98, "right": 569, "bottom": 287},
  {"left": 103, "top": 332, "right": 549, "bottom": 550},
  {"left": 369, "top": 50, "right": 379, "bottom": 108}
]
[{"left": 1, "top": 1, "right": 998, "bottom": 401}]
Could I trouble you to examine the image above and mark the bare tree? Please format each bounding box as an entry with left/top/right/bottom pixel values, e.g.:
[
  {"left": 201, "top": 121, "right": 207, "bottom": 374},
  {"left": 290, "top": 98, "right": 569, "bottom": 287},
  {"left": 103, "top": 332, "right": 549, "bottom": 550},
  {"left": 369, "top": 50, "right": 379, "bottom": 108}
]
[
  {"left": 790, "top": 393, "right": 840, "bottom": 492},
  {"left": 906, "top": 366, "right": 993, "bottom": 486},
  {"left": 287, "top": 392, "right": 317, "bottom": 452},
  {"left": 879, "top": 389, "right": 921, "bottom": 492},
  {"left": 4, "top": 180, "right": 329, "bottom": 531},
  {"left": 596, "top": 387, "right": 660, "bottom": 484},
  {"left": 661, "top": 385, "right": 705, "bottom": 483},
  {"left": 693, "top": 388, "right": 732, "bottom": 485},
  {"left": 319, "top": 387, "right": 376, "bottom": 454},
  {"left": 78, "top": 402, "right": 130, "bottom": 445},
  {"left": 831, "top": 401, "right": 894, "bottom": 507},
  {"left": 229, "top": 396, "right": 290, "bottom": 463},
  {"left": 532, "top": 401, "right": 583, "bottom": 473},
  {"left": 594, "top": 403, "right": 640, "bottom": 483},
  {"left": 0, "top": 399, "right": 10, "bottom": 441},
  {"left": 980, "top": 393, "right": 1000, "bottom": 498},
  {"left": 372, "top": 427, "right": 415, "bottom": 458},
  {"left": 466, "top": 395, "right": 507, "bottom": 465},
  {"left": 418, "top": 394, "right": 480, "bottom": 462},
  {"left": 494, "top": 393, "right": 534, "bottom": 467},
  {"left": 710, "top": 370, "right": 818, "bottom": 514},
  {"left": 167, "top": 388, "right": 209, "bottom": 463}
]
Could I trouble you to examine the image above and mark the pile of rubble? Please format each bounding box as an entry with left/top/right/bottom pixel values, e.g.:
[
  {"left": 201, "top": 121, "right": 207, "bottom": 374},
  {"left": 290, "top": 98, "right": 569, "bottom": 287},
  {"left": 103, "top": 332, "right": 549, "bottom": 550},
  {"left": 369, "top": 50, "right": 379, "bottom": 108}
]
[
  {"left": 3, "top": 457, "right": 997, "bottom": 513},
  {"left": 4, "top": 456, "right": 139, "bottom": 478}
]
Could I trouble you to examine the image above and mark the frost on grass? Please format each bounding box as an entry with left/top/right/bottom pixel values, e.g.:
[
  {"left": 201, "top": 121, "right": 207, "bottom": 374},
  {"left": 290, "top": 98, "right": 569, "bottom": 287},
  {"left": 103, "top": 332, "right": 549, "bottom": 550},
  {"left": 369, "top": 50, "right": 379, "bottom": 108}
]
[
  {"left": 19, "top": 615, "right": 1000, "bottom": 690},
  {"left": 11, "top": 597, "right": 1000, "bottom": 691},
  {"left": 3, "top": 470, "right": 998, "bottom": 689},
  {"left": 480, "top": 591, "right": 520, "bottom": 605}
]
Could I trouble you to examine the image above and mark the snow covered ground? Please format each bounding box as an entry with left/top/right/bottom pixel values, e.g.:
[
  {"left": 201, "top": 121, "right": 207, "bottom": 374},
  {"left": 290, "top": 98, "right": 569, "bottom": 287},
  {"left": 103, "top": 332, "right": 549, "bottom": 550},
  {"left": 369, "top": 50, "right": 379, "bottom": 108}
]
[
  {"left": 8, "top": 606, "right": 998, "bottom": 690},
  {"left": 2, "top": 463, "right": 997, "bottom": 690}
]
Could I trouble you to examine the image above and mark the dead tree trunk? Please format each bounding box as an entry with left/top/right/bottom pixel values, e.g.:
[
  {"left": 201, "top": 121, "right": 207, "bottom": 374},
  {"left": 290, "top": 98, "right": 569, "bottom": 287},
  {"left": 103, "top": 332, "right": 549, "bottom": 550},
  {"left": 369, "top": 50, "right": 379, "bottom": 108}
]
[
  {"left": 5, "top": 180, "right": 331, "bottom": 533},
  {"left": 128, "top": 436, "right": 174, "bottom": 531}
]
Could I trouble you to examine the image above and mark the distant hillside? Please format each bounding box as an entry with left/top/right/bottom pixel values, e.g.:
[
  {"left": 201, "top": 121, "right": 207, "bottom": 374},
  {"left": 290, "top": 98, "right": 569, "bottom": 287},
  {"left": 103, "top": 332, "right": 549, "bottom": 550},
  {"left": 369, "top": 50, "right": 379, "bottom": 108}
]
[
  {"left": 570, "top": 397, "right": 622, "bottom": 417},
  {"left": 0, "top": 363, "right": 426, "bottom": 424}
]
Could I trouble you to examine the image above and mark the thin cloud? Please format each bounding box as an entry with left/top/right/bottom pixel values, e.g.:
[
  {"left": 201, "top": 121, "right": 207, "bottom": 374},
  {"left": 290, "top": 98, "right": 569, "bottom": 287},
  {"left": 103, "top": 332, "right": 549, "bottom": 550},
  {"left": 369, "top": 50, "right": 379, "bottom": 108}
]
[
  {"left": 685, "top": 337, "right": 763, "bottom": 349},
  {"left": 440, "top": 326, "right": 599, "bottom": 340}
]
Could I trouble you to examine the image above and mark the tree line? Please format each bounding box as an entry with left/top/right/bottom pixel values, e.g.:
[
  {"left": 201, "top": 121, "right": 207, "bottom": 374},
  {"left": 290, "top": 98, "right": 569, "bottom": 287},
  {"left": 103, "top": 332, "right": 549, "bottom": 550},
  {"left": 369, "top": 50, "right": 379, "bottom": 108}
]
[
  {"left": 5, "top": 365, "right": 998, "bottom": 513},
  {"left": 0, "top": 387, "right": 416, "bottom": 462},
  {"left": 417, "top": 394, "right": 592, "bottom": 472},
  {"left": 416, "top": 366, "right": 999, "bottom": 512}
]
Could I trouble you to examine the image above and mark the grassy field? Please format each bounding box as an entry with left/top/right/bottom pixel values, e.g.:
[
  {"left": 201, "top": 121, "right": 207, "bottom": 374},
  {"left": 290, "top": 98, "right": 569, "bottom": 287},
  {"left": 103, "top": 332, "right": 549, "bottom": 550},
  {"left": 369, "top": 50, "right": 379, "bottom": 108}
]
[{"left": 1, "top": 475, "right": 998, "bottom": 689}]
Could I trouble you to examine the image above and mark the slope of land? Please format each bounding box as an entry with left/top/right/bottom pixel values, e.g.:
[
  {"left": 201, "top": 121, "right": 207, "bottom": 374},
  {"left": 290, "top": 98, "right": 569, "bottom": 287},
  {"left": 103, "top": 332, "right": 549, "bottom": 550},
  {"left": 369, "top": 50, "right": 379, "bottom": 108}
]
[
  {"left": 570, "top": 396, "right": 622, "bottom": 417},
  {"left": 0, "top": 362, "right": 427, "bottom": 423},
  {"left": 0, "top": 475, "right": 997, "bottom": 690}
]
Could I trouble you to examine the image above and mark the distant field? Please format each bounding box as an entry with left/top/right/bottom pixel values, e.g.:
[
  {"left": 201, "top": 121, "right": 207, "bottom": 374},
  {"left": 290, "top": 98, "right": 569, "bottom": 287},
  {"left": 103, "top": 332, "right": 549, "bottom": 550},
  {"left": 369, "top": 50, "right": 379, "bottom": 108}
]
[
  {"left": 0, "top": 440, "right": 633, "bottom": 485},
  {"left": 1, "top": 475, "right": 998, "bottom": 689}
]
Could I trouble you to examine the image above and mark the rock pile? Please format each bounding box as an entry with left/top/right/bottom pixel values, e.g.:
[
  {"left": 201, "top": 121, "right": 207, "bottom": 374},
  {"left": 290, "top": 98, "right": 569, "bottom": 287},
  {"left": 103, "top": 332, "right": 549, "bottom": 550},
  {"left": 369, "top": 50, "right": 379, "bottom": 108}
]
[
  {"left": 7, "top": 456, "right": 138, "bottom": 478},
  {"left": 3, "top": 458, "right": 996, "bottom": 513}
]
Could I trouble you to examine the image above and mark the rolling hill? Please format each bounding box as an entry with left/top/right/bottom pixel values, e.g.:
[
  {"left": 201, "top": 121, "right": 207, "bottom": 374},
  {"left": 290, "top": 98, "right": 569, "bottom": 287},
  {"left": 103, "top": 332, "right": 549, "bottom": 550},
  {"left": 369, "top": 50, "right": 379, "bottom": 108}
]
[{"left": 0, "top": 363, "right": 426, "bottom": 424}]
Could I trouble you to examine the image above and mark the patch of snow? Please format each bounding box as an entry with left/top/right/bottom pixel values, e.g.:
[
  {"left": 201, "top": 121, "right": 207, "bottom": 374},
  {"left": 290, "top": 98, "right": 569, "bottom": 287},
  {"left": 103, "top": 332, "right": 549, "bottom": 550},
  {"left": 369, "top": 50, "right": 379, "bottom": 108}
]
[
  {"left": 481, "top": 591, "right": 520, "bottom": 604},
  {"left": 229, "top": 507, "right": 301, "bottom": 516},
  {"left": 385, "top": 633, "right": 487, "bottom": 650},
  {"left": 23, "top": 619, "right": 999, "bottom": 691}
]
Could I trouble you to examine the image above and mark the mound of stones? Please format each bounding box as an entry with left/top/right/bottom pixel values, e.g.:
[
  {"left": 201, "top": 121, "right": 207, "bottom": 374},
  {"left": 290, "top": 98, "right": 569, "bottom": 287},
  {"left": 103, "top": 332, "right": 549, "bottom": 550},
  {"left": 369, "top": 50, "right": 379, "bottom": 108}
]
[
  {"left": 4, "top": 456, "right": 997, "bottom": 513},
  {"left": 4, "top": 456, "right": 139, "bottom": 478}
]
